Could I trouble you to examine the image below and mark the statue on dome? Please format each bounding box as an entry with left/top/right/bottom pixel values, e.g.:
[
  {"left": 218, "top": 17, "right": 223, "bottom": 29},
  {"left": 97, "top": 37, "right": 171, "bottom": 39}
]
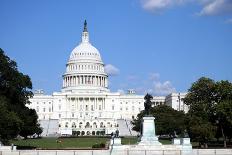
[
  {"left": 83, "top": 20, "right": 88, "bottom": 32},
  {"left": 144, "top": 93, "right": 153, "bottom": 116}
]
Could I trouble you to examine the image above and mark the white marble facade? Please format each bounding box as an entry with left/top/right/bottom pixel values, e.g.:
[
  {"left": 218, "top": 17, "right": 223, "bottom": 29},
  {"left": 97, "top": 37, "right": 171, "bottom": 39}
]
[{"left": 27, "top": 21, "right": 189, "bottom": 136}]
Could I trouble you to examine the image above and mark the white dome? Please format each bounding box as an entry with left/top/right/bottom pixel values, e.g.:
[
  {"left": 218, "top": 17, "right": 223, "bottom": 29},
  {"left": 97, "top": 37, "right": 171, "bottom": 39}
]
[
  {"left": 69, "top": 42, "right": 102, "bottom": 63},
  {"left": 62, "top": 20, "right": 109, "bottom": 93}
]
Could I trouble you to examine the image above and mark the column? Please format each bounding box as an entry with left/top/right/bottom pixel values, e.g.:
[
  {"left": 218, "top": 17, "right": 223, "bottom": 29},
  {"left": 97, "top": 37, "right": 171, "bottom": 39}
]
[
  {"left": 96, "top": 76, "right": 98, "bottom": 86},
  {"left": 67, "top": 77, "right": 69, "bottom": 87},
  {"left": 99, "top": 77, "right": 101, "bottom": 87},
  {"left": 70, "top": 76, "right": 73, "bottom": 86},
  {"left": 92, "top": 76, "right": 94, "bottom": 85}
]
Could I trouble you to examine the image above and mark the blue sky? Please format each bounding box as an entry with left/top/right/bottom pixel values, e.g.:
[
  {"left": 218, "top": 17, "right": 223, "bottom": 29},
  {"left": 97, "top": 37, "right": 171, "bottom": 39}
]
[{"left": 1, "top": 0, "right": 232, "bottom": 95}]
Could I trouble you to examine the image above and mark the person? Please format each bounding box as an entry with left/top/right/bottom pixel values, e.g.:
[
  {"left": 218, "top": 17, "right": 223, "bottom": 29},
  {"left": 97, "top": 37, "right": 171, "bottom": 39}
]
[{"left": 115, "top": 129, "right": 119, "bottom": 138}]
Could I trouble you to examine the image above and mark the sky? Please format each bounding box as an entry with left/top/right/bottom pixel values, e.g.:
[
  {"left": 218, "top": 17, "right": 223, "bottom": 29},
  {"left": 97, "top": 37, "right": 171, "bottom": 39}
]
[{"left": 1, "top": 0, "right": 232, "bottom": 95}]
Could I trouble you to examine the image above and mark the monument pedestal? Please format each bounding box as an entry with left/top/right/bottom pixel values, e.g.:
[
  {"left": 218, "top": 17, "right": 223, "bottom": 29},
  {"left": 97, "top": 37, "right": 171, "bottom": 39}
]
[{"left": 138, "top": 117, "right": 162, "bottom": 146}]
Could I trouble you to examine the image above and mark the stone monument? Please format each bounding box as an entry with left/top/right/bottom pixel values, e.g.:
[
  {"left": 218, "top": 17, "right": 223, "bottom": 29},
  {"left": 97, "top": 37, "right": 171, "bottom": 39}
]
[{"left": 138, "top": 94, "right": 161, "bottom": 146}]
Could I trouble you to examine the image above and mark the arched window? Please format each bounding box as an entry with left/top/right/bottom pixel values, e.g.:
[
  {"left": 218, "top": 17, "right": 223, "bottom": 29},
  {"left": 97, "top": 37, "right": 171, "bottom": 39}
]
[
  {"left": 72, "top": 122, "right": 76, "bottom": 128},
  {"left": 100, "top": 122, "right": 104, "bottom": 128},
  {"left": 85, "top": 122, "right": 90, "bottom": 128},
  {"left": 79, "top": 122, "right": 83, "bottom": 128},
  {"left": 93, "top": 122, "right": 97, "bottom": 128}
]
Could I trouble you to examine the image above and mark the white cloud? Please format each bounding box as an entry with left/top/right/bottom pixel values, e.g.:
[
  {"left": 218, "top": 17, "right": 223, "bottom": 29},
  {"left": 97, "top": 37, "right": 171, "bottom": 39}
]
[
  {"left": 151, "top": 81, "right": 176, "bottom": 95},
  {"left": 117, "top": 89, "right": 125, "bottom": 94},
  {"left": 104, "top": 64, "right": 120, "bottom": 76},
  {"left": 140, "top": 0, "right": 232, "bottom": 18},
  {"left": 141, "top": 0, "right": 189, "bottom": 12},
  {"left": 118, "top": 72, "right": 176, "bottom": 96},
  {"left": 198, "top": 0, "right": 232, "bottom": 16}
]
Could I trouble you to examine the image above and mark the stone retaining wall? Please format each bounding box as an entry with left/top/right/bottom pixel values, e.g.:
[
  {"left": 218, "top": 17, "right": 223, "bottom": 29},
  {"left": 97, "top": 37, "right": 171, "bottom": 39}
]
[{"left": 0, "top": 149, "right": 232, "bottom": 155}]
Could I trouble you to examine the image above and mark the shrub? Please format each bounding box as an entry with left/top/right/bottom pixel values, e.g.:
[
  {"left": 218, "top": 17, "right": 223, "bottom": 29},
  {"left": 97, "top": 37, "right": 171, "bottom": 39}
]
[{"left": 92, "top": 142, "right": 105, "bottom": 148}]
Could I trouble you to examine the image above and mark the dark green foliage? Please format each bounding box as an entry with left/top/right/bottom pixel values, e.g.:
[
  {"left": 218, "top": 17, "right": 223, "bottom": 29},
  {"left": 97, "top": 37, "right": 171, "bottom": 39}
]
[
  {"left": 0, "top": 48, "right": 41, "bottom": 144},
  {"left": 92, "top": 142, "right": 105, "bottom": 148},
  {"left": 184, "top": 77, "right": 232, "bottom": 148},
  {"left": 0, "top": 98, "right": 22, "bottom": 144},
  {"left": 132, "top": 105, "right": 186, "bottom": 137}
]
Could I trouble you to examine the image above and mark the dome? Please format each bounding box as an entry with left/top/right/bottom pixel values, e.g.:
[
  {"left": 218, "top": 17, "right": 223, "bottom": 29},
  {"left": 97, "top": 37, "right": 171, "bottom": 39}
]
[
  {"left": 62, "top": 20, "right": 109, "bottom": 93},
  {"left": 69, "top": 42, "right": 102, "bottom": 63}
]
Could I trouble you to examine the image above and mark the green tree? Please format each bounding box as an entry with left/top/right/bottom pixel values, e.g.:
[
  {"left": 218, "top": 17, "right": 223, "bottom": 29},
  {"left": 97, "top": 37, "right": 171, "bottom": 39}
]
[
  {"left": 214, "top": 80, "right": 232, "bottom": 147},
  {"left": 132, "top": 104, "right": 186, "bottom": 137},
  {"left": 183, "top": 77, "right": 217, "bottom": 148},
  {"left": 185, "top": 115, "right": 215, "bottom": 148},
  {"left": 0, "top": 48, "right": 41, "bottom": 143},
  {"left": 0, "top": 98, "right": 22, "bottom": 144},
  {"left": 19, "top": 108, "right": 40, "bottom": 139},
  {"left": 184, "top": 77, "right": 232, "bottom": 148}
]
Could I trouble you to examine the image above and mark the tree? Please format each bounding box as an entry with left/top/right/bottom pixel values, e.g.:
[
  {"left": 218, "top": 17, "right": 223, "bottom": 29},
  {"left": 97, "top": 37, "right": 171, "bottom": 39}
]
[
  {"left": 184, "top": 77, "right": 232, "bottom": 148},
  {"left": 0, "top": 48, "right": 41, "bottom": 143},
  {"left": 132, "top": 104, "right": 186, "bottom": 137},
  {"left": 183, "top": 77, "right": 217, "bottom": 148},
  {"left": 214, "top": 80, "right": 232, "bottom": 147},
  {"left": 35, "top": 125, "right": 43, "bottom": 137},
  {"left": 19, "top": 108, "right": 40, "bottom": 139},
  {"left": 185, "top": 115, "right": 215, "bottom": 148},
  {"left": 0, "top": 98, "right": 22, "bottom": 144}
]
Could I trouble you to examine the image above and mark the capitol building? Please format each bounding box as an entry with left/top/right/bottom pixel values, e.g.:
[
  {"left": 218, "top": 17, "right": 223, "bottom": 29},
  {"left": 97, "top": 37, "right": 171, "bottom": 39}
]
[{"left": 28, "top": 21, "right": 189, "bottom": 137}]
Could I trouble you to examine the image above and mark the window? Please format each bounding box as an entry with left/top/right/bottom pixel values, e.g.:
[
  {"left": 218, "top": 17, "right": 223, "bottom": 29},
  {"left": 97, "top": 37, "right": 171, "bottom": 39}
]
[
  {"left": 112, "top": 105, "right": 114, "bottom": 110},
  {"left": 59, "top": 105, "right": 61, "bottom": 110},
  {"left": 132, "top": 106, "right": 134, "bottom": 111},
  {"left": 43, "top": 108, "right": 45, "bottom": 112},
  {"left": 72, "top": 113, "right": 74, "bottom": 117},
  {"left": 91, "top": 105, "right": 94, "bottom": 111},
  {"left": 120, "top": 107, "right": 122, "bottom": 110},
  {"left": 99, "top": 105, "right": 102, "bottom": 110},
  {"left": 59, "top": 114, "right": 61, "bottom": 118},
  {"left": 85, "top": 105, "right": 88, "bottom": 111},
  {"left": 49, "top": 107, "right": 51, "bottom": 112},
  {"left": 36, "top": 106, "right": 39, "bottom": 112},
  {"left": 126, "top": 107, "right": 128, "bottom": 111},
  {"left": 80, "top": 105, "right": 82, "bottom": 111}
]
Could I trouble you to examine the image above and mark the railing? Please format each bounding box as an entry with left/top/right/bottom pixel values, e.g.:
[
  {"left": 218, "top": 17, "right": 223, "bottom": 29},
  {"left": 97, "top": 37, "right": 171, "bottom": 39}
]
[{"left": 1, "top": 149, "right": 232, "bottom": 155}]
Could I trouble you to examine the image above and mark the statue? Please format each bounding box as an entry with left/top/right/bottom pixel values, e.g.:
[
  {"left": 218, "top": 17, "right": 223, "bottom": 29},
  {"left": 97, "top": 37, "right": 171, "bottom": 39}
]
[
  {"left": 115, "top": 129, "right": 119, "bottom": 138},
  {"left": 144, "top": 93, "right": 153, "bottom": 116},
  {"left": 183, "top": 129, "right": 189, "bottom": 138}
]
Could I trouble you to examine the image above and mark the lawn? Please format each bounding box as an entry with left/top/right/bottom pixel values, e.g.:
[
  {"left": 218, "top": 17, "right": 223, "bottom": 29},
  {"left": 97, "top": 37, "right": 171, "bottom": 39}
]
[
  {"left": 11, "top": 137, "right": 200, "bottom": 149},
  {"left": 11, "top": 137, "right": 109, "bottom": 149}
]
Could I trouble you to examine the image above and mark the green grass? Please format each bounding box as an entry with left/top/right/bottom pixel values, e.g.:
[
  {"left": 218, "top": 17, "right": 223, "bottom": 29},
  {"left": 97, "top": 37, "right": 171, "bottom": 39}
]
[
  {"left": 11, "top": 137, "right": 200, "bottom": 149},
  {"left": 11, "top": 137, "right": 109, "bottom": 149},
  {"left": 121, "top": 137, "right": 138, "bottom": 145}
]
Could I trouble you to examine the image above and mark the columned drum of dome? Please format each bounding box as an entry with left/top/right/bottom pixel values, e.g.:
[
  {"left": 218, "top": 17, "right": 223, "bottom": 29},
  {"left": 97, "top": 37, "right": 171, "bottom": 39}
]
[{"left": 62, "top": 21, "right": 109, "bottom": 93}]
